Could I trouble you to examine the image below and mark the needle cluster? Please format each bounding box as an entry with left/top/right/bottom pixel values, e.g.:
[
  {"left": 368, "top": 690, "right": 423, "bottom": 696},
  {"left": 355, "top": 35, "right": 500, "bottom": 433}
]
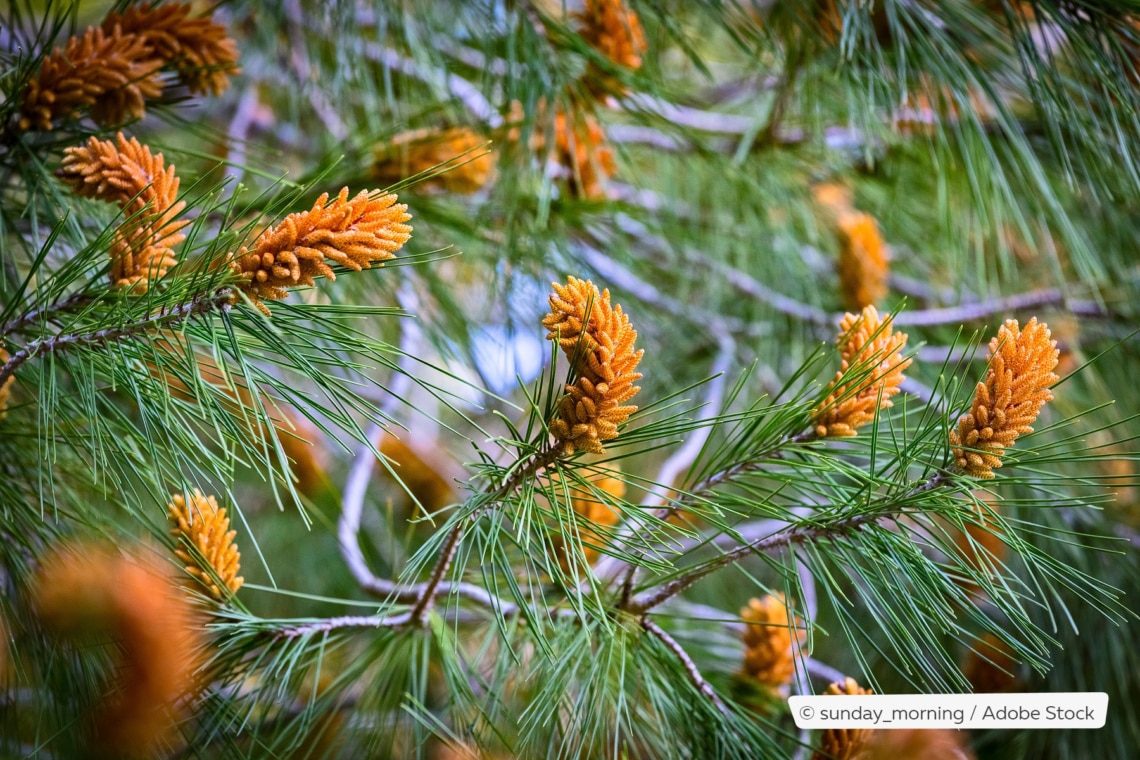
[{"left": 550, "top": 465, "right": 626, "bottom": 571}]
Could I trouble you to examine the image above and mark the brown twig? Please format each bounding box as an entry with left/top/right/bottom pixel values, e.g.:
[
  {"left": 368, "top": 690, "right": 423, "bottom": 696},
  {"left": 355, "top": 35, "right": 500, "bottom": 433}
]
[
  {"left": 0, "top": 289, "right": 232, "bottom": 387},
  {"left": 623, "top": 471, "right": 950, "bottom": 615},
  {"left": 642, "top": 617, "right": 730, "bottom": 716},
  {"left": 406, "top": 444, "right": 562, "bottom": 625},
  {"left": 0, "top": 292, "right": 96, "bottom": 336}
]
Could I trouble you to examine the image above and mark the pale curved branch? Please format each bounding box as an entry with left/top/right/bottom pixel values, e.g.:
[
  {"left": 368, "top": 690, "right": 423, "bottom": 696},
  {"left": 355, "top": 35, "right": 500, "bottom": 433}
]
[{"left": 336, "top": 288, "right": 520, "bottom": 616}]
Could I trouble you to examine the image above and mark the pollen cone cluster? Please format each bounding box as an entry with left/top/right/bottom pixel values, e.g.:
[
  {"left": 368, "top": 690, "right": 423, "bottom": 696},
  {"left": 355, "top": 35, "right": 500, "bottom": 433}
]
[
  {"left": 18, "top": 27, "right": 162, "bottom": 131},
  {"left": 18, "top": 2, "right": 237, "bottom": 131},
  {"left": 950, "top": 318, "right": 1059, "bottom": 479},
  {"left": 231, "top": 187, "right": 412, "bottom": 312},
  {"left": 543, "top": 277, "right": 643, "bottom": 455},
  {"left": 168, "top": 489, "right": 243, "bottom": 599},
  {"left": 740, "top": 594, "right": 804, "bottom": 690},
  {"left": 32, "top": 543, "right": 202, "bottom": 751},
  {"left": 58, "top": 133, "right": 187, "bottom": 292},
  {"left": 103, "top": 2, "right": 240, "bottom": 96},
  {"left": 812, "top": 677, "right": 874, "bottom": 760},
  {"left": 505, "top": 100, "right": 616, "bottom": 199},
  {"left": 372, "top": 127, "right": 495, "bottom": 194},
  {"left": 814, "top": 306, "right": 910, "bottom": 437},
  {"left": 554, "top": 110, "right": 616, "bottom": 200},
  {"left": 575, "top": 0, "right": 648, "bottom": 94},
  {"left": 836, "top": 212, "right": 889, "bottom": 310}
]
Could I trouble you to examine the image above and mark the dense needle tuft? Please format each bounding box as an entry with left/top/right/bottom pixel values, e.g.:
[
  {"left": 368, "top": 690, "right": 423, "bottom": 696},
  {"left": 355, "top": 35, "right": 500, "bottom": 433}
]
[
  {"left": 550, "top": 465, "right": 626, "bottom": 571},
  {"left": 950, "top": 318, "right": 1059, "bottom": 479}
]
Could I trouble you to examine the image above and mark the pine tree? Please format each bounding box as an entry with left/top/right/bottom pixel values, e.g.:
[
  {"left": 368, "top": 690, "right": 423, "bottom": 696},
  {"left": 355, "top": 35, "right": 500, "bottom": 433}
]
[{"left": 2, "top": 1, "right": 1138, "bottom": 758}]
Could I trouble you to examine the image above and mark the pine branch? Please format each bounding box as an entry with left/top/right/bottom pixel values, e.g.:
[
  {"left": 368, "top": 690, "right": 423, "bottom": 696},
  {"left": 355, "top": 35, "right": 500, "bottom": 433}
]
[
  {"left": 892, "top": 288, "right": 1108, "bottom": 326},
  {"left": 615, "top": 207, "right": 1114, "bottom": 332},
  {"left": 0, "top": 291, "right": 96, "bottom": 336},
  {"left": 338, "top": 424, "right": 522, "bottom": 613},
  {"left": 685, "top": 429, "right": 819, "bottom": 498},
  {"left": 336, "top": 296, "right": 521, "bottom": 616},
  {"left": 623, "top": 472, "right": 952, "bottom": 615},
  {"left": 278, "top": 613, "right": 410, "bottom": 639},
  {"left": 0, "top": 288, "right": 233, "bottom": 387},
  {"left": 407, "top": 443, "right": 562, "bottom": 625},
  {"left": 619, "top": 93, "right": 756, "bottom": 134},
  {"left": 641, "top": 617, "right": 730, "bottom": 716}
]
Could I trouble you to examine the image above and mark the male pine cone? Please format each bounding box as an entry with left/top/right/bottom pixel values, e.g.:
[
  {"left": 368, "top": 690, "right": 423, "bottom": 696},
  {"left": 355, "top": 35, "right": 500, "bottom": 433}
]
[
  {"left": 950, "top": 317, "right": 1059, "bottom": 479},
  {"left": 543, "top": 277, "right": 643, "bottom": 455},
  {"left": 168, "top": 490, "right": 243, "bottom": 599},
  {"left": 740, "top": 594, "right": 804, "bottom": 690},
  {"left": 813, "top": 678, "right": 874, "bottom": 760},
  {"left": 58, "top": 132, "right": 187, "bottom": 292},
  {"left": 575, "top": 0, "right": 648, "bottom": 95},
  {"left": 814, "top": 306, "right": 910, "bottom": 437},
  {"left": 231, "top": 187, "right": 412, "bottom": 311}
]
